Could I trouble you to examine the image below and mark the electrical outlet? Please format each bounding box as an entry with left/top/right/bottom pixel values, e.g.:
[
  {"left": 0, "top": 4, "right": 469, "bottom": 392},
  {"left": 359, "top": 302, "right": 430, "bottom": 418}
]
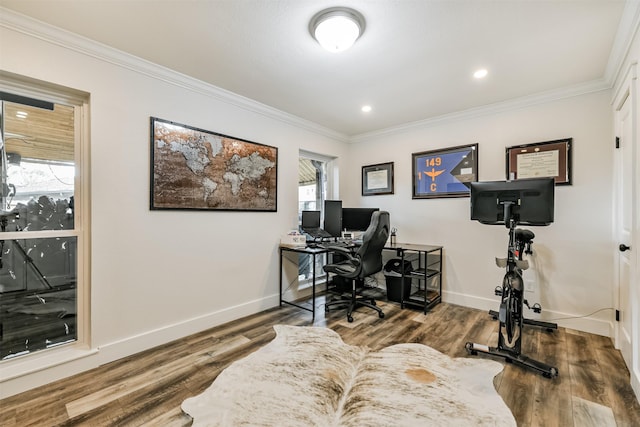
[{"left": 524, "top": 280, "right": 535, "bottom": 292}]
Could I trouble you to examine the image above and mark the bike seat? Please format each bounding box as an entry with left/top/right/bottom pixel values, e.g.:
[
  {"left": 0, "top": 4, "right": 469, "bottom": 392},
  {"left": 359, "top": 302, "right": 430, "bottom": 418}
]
[{"left": 515, "top": 228, "right": 535, "bottom": 243}]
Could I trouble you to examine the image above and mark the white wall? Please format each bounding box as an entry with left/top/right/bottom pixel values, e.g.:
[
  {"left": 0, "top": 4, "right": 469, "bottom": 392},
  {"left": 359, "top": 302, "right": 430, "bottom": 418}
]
[
  {"left": 0, "top": 19, "right": 348, "bottom": 397},
  {"left": 345, "top": 91, "right": 615, "bottom": 335}
]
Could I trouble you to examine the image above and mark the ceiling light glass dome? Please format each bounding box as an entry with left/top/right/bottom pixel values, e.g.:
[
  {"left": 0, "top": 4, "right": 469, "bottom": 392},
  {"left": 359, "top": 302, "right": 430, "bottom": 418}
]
[{"left": 309, "top": 7, "right": 366, "bottom": 53}]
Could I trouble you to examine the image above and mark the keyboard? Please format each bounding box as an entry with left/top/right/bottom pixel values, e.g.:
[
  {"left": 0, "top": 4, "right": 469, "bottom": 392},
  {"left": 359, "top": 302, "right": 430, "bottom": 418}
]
[
  {"left": 320, "top": 240, "right": 358, "bottom": 251},
  {"left": 304, "top": 228, "right": 333, "bottom": 239}
]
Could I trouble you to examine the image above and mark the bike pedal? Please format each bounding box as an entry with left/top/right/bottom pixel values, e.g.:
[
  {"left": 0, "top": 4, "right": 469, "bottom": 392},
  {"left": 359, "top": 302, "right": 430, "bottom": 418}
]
[
  {"left": 532, "top": 303, "right": 542, "bottom": 313},
  {"left": 494, "top": 286, "right": 503, "bottom": 296}
]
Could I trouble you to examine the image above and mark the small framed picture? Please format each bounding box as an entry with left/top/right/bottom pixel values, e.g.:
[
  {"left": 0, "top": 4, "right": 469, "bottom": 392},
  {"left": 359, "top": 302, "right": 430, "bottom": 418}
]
[
  {"left": 362, "top": 162, "right": 394, "bottom": 196},
  {"left": 506, "top": 138, "right": 572, "bottom": 185},
  {"left": 412, "top": 143, "right": 478, "bottom": 199}
]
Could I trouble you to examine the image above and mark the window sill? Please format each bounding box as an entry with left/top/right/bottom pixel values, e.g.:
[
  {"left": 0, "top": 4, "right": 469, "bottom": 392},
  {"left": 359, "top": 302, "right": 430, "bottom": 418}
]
[{"left": 0, "top": 344, "right": 98, "bottom": 383}]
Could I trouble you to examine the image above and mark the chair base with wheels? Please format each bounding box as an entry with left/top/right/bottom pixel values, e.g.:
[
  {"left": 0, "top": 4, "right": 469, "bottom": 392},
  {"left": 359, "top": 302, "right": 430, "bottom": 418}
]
[{"left": 325, "top": 278, "right": 384, "bottom": 323}]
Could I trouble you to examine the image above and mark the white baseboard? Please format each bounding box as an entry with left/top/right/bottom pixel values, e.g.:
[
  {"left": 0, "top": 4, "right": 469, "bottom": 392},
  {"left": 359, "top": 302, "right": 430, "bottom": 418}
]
[
  {"left": 96, "top": 294, "right": 279, "bottom": 363},
  {"left": 442, "top": 290, "right": 613, "bottom": 337},
  {"left": 0, "top": 294, "right": 279, "bottom": 399},
  {"left": 632, "top": 367, "right": 640, "bottom": 404}
]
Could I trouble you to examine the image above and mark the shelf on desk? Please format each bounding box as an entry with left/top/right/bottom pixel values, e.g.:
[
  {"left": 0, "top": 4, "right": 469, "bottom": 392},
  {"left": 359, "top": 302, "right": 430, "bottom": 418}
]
[
  {"left": 408, "top": 268, "right": 440, "bottom": 279},
  {"left": 403, "top": 289, "right": 440, "bottom": 310}
]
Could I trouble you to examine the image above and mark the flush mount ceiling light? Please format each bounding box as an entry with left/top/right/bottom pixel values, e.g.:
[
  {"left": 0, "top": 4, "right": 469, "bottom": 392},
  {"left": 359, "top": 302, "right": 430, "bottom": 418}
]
[
  {"left": 309, "top": 7, "right": 365, "bottom": 53},
  {"left": 474, "top": 68, "right": 488, "bottom": 79}
]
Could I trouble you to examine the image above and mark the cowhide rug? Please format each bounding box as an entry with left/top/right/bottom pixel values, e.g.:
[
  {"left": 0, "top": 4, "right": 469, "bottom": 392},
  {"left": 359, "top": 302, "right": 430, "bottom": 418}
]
[{"left": 181, "top": 325, "right": 516, "bottom": 426}]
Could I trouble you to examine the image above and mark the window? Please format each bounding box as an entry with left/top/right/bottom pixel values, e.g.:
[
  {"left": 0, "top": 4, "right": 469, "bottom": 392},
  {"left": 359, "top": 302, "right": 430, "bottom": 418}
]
[
  {"left": 297, "top": 151, "right": 336, "bottom": 282},
  {"left": 0, "top": 75, "right": 88, "bottom": 361},
  {"left": 298, "top": 157, "right": 326, "bottom": 215}
]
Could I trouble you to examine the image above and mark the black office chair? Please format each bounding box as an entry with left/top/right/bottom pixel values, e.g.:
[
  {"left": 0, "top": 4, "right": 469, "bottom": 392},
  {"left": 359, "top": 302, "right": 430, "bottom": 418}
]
[{"left": 323, "top": 211, "right": 390, "bottom": 322}]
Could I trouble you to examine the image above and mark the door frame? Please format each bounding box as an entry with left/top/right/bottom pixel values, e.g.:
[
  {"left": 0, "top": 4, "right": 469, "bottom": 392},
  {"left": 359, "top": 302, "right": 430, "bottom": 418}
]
[{"left": 612, "top": 62, "right": 640, "bottom": 400}]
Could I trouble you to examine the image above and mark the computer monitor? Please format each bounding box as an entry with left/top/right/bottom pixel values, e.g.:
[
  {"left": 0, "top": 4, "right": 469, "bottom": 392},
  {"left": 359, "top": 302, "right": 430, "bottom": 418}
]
[
  {"left": 301, "top": 210, "right": 321, "bottom": 230},
  {"left": 342, "top": 207, "right": 380, "bottom": 231},
  {"left": 470, "top": 178, "right": 555, "bottom": 226},
  {"left": 324, "top": 200, "right": 343, "bottom": 237}
]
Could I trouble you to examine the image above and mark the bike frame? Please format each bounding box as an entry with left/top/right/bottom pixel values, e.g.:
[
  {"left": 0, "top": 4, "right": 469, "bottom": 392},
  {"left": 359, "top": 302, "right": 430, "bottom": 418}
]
[{"left": 465, "top": 202, "right": 558, "bottom": 378}]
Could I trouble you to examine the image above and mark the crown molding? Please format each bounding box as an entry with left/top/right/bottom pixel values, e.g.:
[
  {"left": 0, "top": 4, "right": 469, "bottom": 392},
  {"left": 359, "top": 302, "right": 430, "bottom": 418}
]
[
  {"left": 349, "top": 78, "right": 611, "bottom": 143},
  {"left": 605, "top": 0, "right": 640, "bottom": 88},
  {"left": 2, "top": 4, "right": 638, "bottom": 145},
  {"left": 0, "top": 7, "right": 348, "bottom": 143},
  {"left": 351, "top": 1, "right": 640, "bottom": 143}
]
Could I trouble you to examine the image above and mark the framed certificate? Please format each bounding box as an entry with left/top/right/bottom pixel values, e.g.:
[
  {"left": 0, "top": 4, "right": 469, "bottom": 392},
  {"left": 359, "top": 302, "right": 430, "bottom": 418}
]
[
  {"left": 362, "top": 162, "right": 394, "bottom": 196},
  {"left": 506, "top": 138, "right": 572, "bottom": 185}
]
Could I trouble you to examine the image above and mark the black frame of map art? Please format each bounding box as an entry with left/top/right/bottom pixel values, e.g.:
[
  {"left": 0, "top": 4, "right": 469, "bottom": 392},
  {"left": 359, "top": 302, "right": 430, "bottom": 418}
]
[
  {"left": 412, "top": 143, "right": 478, "bottom": 199},
  {"left": 149, "top": 117, "right": 278, "bottom": 211}
]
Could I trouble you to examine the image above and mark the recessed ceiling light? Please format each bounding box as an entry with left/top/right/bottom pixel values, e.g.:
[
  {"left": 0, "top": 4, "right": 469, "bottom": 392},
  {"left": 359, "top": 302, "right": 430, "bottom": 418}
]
[
  {"left": 361, "top": 105, "right": 372, "bottom": 113},
  {"left": 474, "top": 69, "right": 488, "bottom": 79},
  {"left": 309, "top": 7, "right": 366, "bottom": 53}
]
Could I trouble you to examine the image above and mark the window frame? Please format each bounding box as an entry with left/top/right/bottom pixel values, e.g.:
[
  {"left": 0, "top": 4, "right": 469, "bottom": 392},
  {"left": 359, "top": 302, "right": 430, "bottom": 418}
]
[
  {"left": 297, "top": 150, "right": 337, "bottom": 286},
  {"left": 0, "top": 71, "right": 91, "bottom": 358}
]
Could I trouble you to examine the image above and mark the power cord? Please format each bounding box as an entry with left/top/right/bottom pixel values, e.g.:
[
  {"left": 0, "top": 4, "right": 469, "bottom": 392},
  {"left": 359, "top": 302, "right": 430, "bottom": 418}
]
[{"left": 545, "top": 307, "right": 614, "bottom": 322}]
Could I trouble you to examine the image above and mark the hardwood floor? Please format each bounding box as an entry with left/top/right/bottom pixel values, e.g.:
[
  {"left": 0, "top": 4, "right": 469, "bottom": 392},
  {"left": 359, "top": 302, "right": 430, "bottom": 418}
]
[{"left": 1, "top": 295, "right": 639, "bottom": 426}]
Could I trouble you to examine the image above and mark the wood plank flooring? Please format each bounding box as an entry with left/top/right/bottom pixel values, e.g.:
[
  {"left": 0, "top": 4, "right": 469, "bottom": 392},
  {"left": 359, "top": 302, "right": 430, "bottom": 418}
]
[{"left": 1, "top": 296, "right": 639, "bottom": 426}]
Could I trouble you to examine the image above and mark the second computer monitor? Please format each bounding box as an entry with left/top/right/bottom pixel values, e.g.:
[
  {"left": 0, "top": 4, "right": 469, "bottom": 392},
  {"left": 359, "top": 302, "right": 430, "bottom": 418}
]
[
  {"left": 324, "top": 200, "right": 343, "bottom": 237},
  {"left": 342, "top": 207, "right": 380, "bottom": 231}
]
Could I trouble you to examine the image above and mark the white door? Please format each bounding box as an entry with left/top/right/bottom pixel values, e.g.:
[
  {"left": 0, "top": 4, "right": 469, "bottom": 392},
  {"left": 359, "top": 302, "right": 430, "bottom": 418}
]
[
  {"left": 614, "top": 64, "right": 639, "bottom": 394},
  {"left": 616, "top": 91, "right": 634, "bottom": 371}
]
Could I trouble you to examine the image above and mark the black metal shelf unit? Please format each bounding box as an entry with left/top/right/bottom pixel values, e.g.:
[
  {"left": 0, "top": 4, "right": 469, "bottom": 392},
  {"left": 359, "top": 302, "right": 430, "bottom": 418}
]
[{"left": 399, "top": 245, "right": 443, "bottom": 313}]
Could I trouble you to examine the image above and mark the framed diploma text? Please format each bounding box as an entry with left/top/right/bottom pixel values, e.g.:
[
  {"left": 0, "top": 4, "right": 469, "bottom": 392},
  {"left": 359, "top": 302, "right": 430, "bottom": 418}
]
[
  {"left": 506, "top": 138, "right": 572, "bottom": 185},
  {"left": 362, "top": 162, "right": 394, "bottom": 196}
]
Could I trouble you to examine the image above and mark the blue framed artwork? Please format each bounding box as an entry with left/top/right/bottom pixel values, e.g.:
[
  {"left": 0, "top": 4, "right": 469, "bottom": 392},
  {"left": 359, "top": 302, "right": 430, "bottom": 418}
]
[{"left": 412, "top": 143, "right": 478, "bottom": 199}]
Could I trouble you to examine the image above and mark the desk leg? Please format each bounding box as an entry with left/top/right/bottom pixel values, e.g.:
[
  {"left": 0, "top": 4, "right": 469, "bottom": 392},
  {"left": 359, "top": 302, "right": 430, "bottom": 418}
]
[
  {"left": 400, "top": 249, "right": 406, "bottom": 309},
  {"left": 279, "top": 248, "right": 283, "bottom": 307},
  {"left": 311, "top": 252, "right": 316, "bottom": 320}
]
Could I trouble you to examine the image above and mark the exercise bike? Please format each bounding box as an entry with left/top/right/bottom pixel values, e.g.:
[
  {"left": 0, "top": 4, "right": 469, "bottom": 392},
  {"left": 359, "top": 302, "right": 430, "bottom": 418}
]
[
  {"left": 487, "top": 228, "right": 557, "bottom": 335},
  {"left": 465, "top": 178, "right": 558, "bottom": 378}
]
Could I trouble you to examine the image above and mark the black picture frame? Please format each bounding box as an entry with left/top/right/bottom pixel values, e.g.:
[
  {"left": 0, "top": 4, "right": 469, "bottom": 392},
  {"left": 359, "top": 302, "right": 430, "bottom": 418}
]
[
  {"left": 506, "top": 138, "right": 572, "bottom": 185},
  {"left": 412, "top": 143, "right": 478, "bottom": 199},
  {"left": 150, "top": 117, "right": 278, "bottom": 211},
  {"left": 362, "top": 162, "right": 394, "bottom": 196}
]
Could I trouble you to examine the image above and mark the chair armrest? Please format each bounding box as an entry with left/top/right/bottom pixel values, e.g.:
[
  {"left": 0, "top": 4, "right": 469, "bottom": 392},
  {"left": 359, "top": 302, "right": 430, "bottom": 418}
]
[
  {"left": 323, "top": 245, "right": 353, "bottom": 255},
  {"left": 324, "top": 245, "right": 360, "bottom": 267}
]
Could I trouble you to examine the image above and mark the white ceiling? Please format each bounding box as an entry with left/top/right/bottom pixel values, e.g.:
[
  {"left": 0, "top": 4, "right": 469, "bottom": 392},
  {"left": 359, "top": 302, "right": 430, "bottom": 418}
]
[{"left": 0, "top": 0, "right": 630, "bottom": 137}]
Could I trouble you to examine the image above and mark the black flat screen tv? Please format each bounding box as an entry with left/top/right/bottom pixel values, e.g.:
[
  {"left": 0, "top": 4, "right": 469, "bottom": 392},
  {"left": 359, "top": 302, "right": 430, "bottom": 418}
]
[
  {"left": 470, "top": 178, "right": 554, "bottom": 226},
  {"left": 342, "top": 207, "right": 379, "bottom": 231}
]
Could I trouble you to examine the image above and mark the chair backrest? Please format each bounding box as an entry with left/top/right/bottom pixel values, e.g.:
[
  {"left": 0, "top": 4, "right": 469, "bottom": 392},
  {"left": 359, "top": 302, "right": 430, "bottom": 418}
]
[{"left": 355, "top": 211, "right": 390, "bottom": 278}]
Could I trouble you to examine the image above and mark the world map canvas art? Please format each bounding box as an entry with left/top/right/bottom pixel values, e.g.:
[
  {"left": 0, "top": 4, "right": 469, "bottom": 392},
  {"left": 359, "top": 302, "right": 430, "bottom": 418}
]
[{"left": 150, "top": 117, "right": 277, "bottom": 211}]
